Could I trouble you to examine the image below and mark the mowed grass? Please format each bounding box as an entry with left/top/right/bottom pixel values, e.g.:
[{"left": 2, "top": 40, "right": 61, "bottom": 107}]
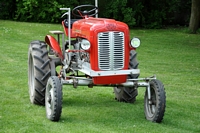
[{"left": 0, "top": 20, "right": 200, "bottom": 133}]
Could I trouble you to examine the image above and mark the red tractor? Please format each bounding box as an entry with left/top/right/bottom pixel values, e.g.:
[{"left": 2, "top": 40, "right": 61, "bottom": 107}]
[{"left": 28, "top": 5, "right": 166, "bottom": 123}]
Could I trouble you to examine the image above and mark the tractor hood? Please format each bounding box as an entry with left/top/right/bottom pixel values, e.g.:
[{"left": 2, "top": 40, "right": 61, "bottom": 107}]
[{"left": 72, "top": 17, "right": 129, "bottom": 39}]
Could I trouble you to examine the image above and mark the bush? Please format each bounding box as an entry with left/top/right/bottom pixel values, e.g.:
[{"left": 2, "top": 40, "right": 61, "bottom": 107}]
[
  {"left": 1, "top": 0, "right": 192, "bottom": 28},
  {"left": 15, "top": 0, "right": 61, "bottom": 23},
  {"left": 127, "top": 0, "right": 191, "bottom": 28},
  {"left": 103, "top": 0, "right": 136, "bottom": 27},
  {"left": 15, "top": 0, "right": 80, "bottom": 23},
  {"left": 0, "top": 0, "right": 16, "bottom": 20}
]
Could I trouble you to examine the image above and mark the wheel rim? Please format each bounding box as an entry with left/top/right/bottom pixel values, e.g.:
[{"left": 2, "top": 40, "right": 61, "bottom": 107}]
[
  {"left": 46, "top": 84, "right": 53, "bottom": 116},
  {"left": 115, "top": 87, "right": 123, "bottom": 93},
  {"left": 145, "top": 88, "right": 157, "bottom": 117},
  {"left": 29, "top": 55, "right": 35, "bottom": 97}
]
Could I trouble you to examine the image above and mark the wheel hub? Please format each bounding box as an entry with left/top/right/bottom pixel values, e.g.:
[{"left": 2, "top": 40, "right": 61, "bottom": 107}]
[{"left": 46, "top": 88, "right": 53, "bottom": 115}]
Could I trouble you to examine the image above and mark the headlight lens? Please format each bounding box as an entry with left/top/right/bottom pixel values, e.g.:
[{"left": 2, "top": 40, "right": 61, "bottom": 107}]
[
  {"left": 80, "top": 39, "right": 91, "bottom": 50},
  {"left": 130, "top": 38, "right": 140, "bottom": 48}
]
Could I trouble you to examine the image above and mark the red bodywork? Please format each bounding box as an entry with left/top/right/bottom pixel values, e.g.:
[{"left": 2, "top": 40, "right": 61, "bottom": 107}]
[
  {"left": 46, "top": 17, "right": 134, "bottom": 84},
  {"left": 45, "top": 35, "right": 64, "bottom": 60}
]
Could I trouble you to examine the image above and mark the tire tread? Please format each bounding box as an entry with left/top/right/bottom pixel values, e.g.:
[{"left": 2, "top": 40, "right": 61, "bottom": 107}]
[{"left": 28, "top": 41, "right": 50, "bottom": 105}]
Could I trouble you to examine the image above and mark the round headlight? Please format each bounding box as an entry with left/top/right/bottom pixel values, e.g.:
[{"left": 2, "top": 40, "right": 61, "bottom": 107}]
[
  {"left": 130, "top": 38, "right": 140, "bottom": 48},
  {"left": 80, "top": 39, "right": 91, "bottom": 50}
]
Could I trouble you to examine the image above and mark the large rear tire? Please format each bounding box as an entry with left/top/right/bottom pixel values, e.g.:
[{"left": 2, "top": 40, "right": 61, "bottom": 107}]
[
  {"left": 45, "top": 76, "right": 62, "bottom": 121},
  {"left": 114, "top": 50, "right": 139, "bottom": 103},
  {"left": 28, "top": 41, "right": 51, "bottom": 105},
  {"left": 144, "top": 79, "right": 166, "bottom": 123}
]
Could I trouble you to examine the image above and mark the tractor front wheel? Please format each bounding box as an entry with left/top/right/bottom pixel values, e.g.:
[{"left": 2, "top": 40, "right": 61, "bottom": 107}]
[
  {"left": 45, "top": 76, "right": 62, "bottom": 121},
  {"left": 144, "top": 79, "right": 166, "bottom": 123}
]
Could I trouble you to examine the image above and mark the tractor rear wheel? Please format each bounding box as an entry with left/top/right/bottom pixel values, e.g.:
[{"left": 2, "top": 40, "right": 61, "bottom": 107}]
[
  {"left": 28, "top": 41, "right": 51, "bottom": 105},
  {"left": 114, "top": 50, "right": 139, "bottom": 103},
  {"left": 144, "top": 79, "right": 166, "bottom": 123}
]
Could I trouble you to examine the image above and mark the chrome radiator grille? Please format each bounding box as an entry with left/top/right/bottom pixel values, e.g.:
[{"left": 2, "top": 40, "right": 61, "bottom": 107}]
[{"left": 98, "top": 32, "right": 125, "bottom": 70}]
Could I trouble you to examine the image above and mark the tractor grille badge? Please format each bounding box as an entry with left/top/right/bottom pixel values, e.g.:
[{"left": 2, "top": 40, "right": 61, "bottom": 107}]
[{"left": 106, "top": 24, "right": 116, "bottom": 31}]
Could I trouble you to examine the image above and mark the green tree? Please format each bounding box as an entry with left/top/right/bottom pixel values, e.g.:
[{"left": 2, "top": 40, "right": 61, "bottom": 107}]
[
  {"left": 0, "top": 0, "right": 16, "bottom": 20},
  {"left": 15, "top": 0, "right": 79, "bottom": 23},
  {"left": 103, "top": 0, "right": 136, "bottom": 27},
  {"left": 189, "top": 0, "right": 200, "bottom": 33}
]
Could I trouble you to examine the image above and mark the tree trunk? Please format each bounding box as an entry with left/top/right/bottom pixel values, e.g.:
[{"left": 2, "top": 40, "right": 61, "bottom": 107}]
[{"left": 189, "top": 0, "right": 200, "bottom": 34}]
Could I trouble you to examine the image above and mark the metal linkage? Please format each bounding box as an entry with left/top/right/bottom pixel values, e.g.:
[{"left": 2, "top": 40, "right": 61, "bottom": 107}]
[{"left": 61, "top": 75, "right": 156, "bottom": 88}]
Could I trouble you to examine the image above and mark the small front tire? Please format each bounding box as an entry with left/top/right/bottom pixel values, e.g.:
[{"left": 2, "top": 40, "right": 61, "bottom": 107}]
[
  {"left": 144, "top": 79, "right": 166, "bottom": 123},
  {"left": 45, "top": 76, "right": 62, "bottom": 121}
]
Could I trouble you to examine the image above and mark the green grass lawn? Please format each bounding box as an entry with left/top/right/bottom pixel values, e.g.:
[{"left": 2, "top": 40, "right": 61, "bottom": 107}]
[{"left": 0, "top": 20, "right": 199, "bottom": 133}]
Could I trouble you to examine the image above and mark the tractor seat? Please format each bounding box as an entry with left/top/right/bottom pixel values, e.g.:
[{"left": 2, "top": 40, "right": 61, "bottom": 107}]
[{"left": 64, "top": 19, "right": 80, "bottom": 28}]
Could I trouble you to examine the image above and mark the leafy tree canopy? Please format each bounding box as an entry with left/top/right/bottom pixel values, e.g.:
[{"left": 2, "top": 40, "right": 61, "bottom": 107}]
[{"left": 0, "top": 0, "right": 191, "bottom": 28}]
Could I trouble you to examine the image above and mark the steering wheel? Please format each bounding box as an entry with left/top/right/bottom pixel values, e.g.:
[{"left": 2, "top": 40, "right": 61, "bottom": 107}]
[{"left": 72, "top": 5, "right": 98, "bottom": 18}]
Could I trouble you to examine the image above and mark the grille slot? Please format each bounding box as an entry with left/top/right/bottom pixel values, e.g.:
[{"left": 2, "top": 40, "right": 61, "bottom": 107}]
[{"left": 98, "top": 32, "right": 125, "bottom": 70}]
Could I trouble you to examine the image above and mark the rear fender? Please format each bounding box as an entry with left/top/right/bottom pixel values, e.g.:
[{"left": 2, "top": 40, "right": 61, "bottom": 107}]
[{"left": 45, "top": 35, "right": 64, "bottom": 60}]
